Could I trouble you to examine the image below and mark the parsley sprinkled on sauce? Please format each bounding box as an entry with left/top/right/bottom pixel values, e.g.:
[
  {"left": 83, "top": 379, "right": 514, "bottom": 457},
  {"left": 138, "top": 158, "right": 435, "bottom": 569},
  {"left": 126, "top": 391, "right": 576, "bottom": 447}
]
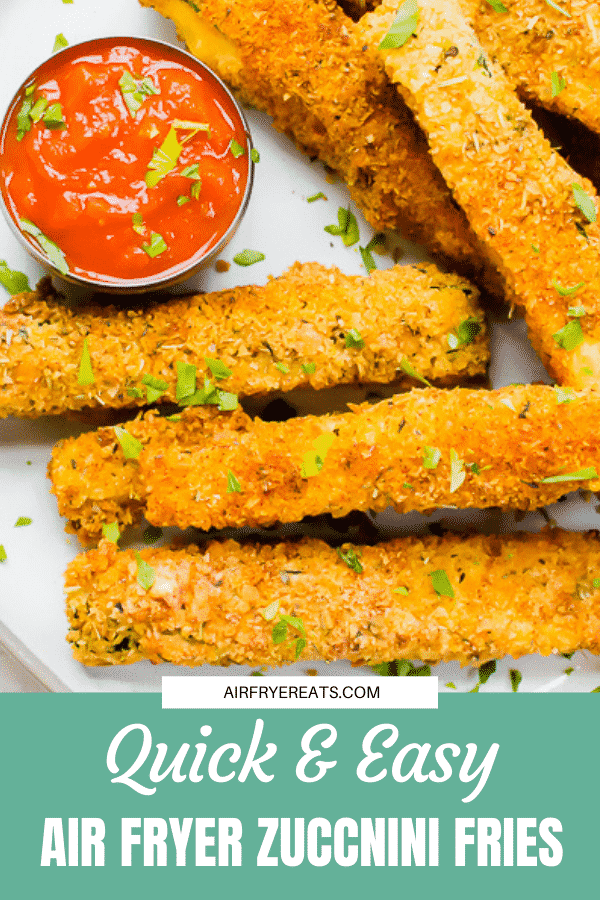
[
  {"left": 132, "top": 212, "right": 145, "bottom": 235},
  {"left": 53, "top": 33, "right": 69, "bottom": 53},
  {"left": 325, "top": 207, "right": 360, "bottom": 247},
  {"left": 400, "top": 358, "right": 431, "bottom": 387},
  {"left": 190, "top": 182, "right": 202, "bottom": 201},
  {"left": 0, "top": 546, "right": 6, "bottom": 563},
  {"left": 16, "top": 94, "right": 34, "bottom": 140},
  {"left": 30, "top": 97, "right": 48, "bottom": 124},
  {"left": 541, "top": 467, "right": 597, "bottom": 483},
  {"left": 307, "top": 192, "right": 326, "bottom": 203},
  {"left": 274, "top": 362, "right": 290, "bottom": 374},
  {"left": 114, "top": 426, "right": 143, "bottom": 460},
  {"left": 134, "top": 551, "right": 155, "bottom": 591},
  {"left": 102, "top": 522, "right": 120, "bottom": 544},
  {"left": 551, "top": 71, "right": 566, "bottom": 97},
  {"left": 430, "top": 569, "right": 454, "bottom": 599},
  {"left": 379, "top": 0, "right": 420, "bottom": 48},
  {"left": 141, "top": 374, "right": 168, "bottom": 403},
  {"left": 552, "top": 319, "right": 583, "bottom": 351},
  {"left": 146, "top": 122, "right": 209, "bottom": 188},
  {"left": 393, "top": 586, "right": 409, "bottom": 595},
  {"left": 552, "top": 279, "right": 584, "bottom": 296},
  {"left": 0, "top": 260, "right": 30, "bottom": 294},
  {"left": 345, "top": 328, "right": 364, "bottom": 349},
  {"left": 15, "top": 517, "right": 32, "bottom": 527},
  {"left": 229, "top": 139, "right": 245, "bottom": 158},
  {"left": 205, "top": 357, "right": 232, "bottom": 380},
  {"left": 43, "top": 102, "right": 66, "bottom": 130},
  {"left": 226, "top": 470, "right": 242, "bottom": 493},
  {"left": 233, "top": 249, "right": 266, "bottom": 266},
  {"left": 77, "top": 337, "right": 94, "bottom": 387},
  {"left": 484, "top": 0, "right": 508, "bottom": 11},
  {"left": 449, "top": 448, "right": 465, "bottom": 493},
  {"left": 301, "top": 433, "right": 335, "bottom": 478},
  {"left": 20, "top": 219, "right": 68, "bottom": 274},
  {"left": 118, "top": 71, "right": 159, "bottom": 118},
  {"left": 544, "top": 0, "right": 570, "bottom": 16},
  {"left": 302, "top": 362, "right": 316, "bottom": 375},
  {"left": 251, "top": 148, "right": 260, "bottom": 163},
  {"left": 142, "top": 232, "right": 167, "bottom": 258},
  {"left": 176, "top": 195, "right": 190, "bottom": 206},
  {"left": 423, "top": 446, "right": 441, "bottom": 469},
  {"left": 509, "top": 669, "right": 522, "bottom": 692},
  {"left": 143, "top": 525, "right": 163, "bottom": 544},
  {"left": 554, "top": 385, "right": 575, "bottom": 404},
  {"left": 337, "top": 546, "right": 363, "bottom": 573},
  {"left": 572, "top": 183, "right": 597, "bottom": 223},
  {"left": 181, "top": 164, "right": 200, "bottom": 181}
]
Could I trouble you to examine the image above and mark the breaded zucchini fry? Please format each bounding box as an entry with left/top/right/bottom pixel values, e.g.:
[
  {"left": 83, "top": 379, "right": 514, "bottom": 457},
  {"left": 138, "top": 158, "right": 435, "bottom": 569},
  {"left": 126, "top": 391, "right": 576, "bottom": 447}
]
[
  {"left": 50, "top": 384, "right": 600, "bottom": 544},
  {"left": 366, "top": 0, "right": 600, "bottom": 389},
  {"left": 138, "top": 0, "right": 501, "bottom": 292},
  {"left": 66, "top": 529, "right": 600, "bottom": 667},
  {"left": 0, "top": 262, "right": 487, "bottom": 418}
]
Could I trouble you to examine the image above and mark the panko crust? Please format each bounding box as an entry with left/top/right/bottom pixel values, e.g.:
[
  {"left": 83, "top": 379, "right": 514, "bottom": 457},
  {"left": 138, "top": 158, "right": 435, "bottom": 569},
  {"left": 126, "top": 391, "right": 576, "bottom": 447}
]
[
  {"left": 50, "top": 384, "right": 600, "bottom": 544},
  {"left": 66, "top": 530, "right": 600, "bottom": 667},
  {"left": 0, "top": 263, "right": 487, "bottom": 418}
]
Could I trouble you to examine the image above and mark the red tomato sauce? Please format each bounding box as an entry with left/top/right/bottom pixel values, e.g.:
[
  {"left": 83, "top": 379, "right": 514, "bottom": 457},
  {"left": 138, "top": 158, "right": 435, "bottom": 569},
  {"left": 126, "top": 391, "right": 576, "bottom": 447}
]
[{"left": 0, "top": 38, "right": 250, "bottom": 284}]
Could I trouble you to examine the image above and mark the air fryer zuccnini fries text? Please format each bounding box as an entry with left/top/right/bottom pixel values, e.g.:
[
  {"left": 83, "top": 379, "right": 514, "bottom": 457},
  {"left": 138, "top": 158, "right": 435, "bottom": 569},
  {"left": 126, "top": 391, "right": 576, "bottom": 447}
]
[
  {"left": 50, "top": 384, "right": 600, "bottom": 544},
  {"left": 66, "top": 530, "right": 600, "bottom": 667},
  {"left": 366, "top": 0, "right": 600, "bottom": 389},
  {"left": 0, "top": 262, "right": 486, "bottom": 418},
  {"left": 138, "top": 0, "right": 502, "bottom": 292}
]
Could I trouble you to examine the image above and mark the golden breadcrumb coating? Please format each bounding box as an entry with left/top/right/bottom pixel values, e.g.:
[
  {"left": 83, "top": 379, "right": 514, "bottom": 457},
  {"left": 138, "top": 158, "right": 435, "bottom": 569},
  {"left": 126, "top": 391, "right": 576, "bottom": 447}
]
[
  {"left": 138, "top": 0, "right": 503, "bottom": 293},
  {"left": 365, "top": 0, "right": 600, "bottom": 389},
  {"left": 50, "top": 384, "right": 600, "bottom": 544},
  {"left": 66, "top": 530, "right": 600, "bottom": 667},
  {"left": 0, "top": 262, "right": 487, "bottom": 418}
]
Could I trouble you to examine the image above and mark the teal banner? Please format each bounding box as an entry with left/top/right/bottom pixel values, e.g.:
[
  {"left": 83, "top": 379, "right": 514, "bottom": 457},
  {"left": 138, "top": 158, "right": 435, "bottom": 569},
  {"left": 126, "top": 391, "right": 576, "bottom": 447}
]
[{"left": 0, "top": 695, "right": 592, "bottom": 897}]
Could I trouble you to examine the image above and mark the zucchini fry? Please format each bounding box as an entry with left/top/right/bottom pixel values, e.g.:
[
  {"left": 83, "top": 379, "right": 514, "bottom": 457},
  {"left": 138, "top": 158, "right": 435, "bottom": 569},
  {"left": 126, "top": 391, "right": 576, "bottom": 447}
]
[
  {"left": 50, "top": 384, "right": 600, "bottom": 544},
  {"left": 138, "top": 0, "right": 502, "bottom": 292},
  {"left": 366, "top": 0, "right": 600, "bottom": 388},
  {"left": 66, "top": 529, "right": 600, "bottom": 667},
  {"left": 0, "top": 262, "right": 486, "bottom": 418}
]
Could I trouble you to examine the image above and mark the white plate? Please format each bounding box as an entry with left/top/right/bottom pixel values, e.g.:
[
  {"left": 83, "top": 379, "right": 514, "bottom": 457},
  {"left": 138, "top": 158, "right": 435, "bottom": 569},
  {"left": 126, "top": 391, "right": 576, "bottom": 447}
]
[{"left": 1, "top": 0, "right": 600, "bottom": 693}]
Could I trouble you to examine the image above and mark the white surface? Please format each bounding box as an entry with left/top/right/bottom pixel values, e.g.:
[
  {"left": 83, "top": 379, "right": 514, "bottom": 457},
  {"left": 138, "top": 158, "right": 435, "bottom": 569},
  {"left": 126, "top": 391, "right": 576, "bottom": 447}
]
[{"left": 2, "top": 0, "right": 600, "bottom": 693}]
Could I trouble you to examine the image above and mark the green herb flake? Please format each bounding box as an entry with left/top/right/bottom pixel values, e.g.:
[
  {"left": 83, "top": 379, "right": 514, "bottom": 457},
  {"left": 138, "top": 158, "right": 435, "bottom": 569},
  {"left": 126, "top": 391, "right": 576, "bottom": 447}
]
[
  {"left": 181, "top": 163, "right": 200, "bottom": 180},
  {"left": 509, "top": 668, "right": 522, "bottom": 692},
  {"left": 0, "top": 546, "right": 6, "bottom": 562},
  {"left": 175, "top": 360, "right": 197, "bottom": 401},
  {"left": 345, "top": 328, "right": 364, "bottom": 349},
  {"left": 102, "top": 522, "right": 120, "bottom": 544},
  {"left": 359, "top": 244, "right": 376, "bottom": 274},
  {"left": 379, "top": 0, "right": 420, "bottom": 48},
  {"left": 552, "top": 278, "right": 584, "bottom": 296},
  {"left": 307, "top": 192, "right": 326, "bottom": 203},
  {"left": 143, "top": 525, "right": 163, "bottom": 544},
  {"left": 19, "top": 219, "right": 68, "bottom": 274},
  {"left": 337, "top": 546, "right": 363, "bottom": 573},
  {"left": 146, "top": 126, "right": 183, "bottom": 188},
  {"left": 552, "top": 319, "right": 583, "bottom": 352},
  {"left": 176, "top": 195, "right": 190, "bottom": 206},
  {"left": 400, "top": 357, "right": 431, "bottom": 386},
  {"left": 456, "top": 317, "right": 482, "bottom": 345},
  {"left": 16, "top": 95, "right": 33, "bottom": 140},
  {"left": 250, "top": 148, "right": 260, "bottom": 163},
  {"left": 478, "top": 660, "right": 496, "bottom": 686},
  {"left": 446, "top": 681, "right": 456, "bottom": 689},
  {"left": 233, "top": 249, "right": 266, "bottom": 266},
  {"left": 430, "top": 568, "right": 454, "bottom": 599},
  {"left": 205, "top": 357, "right": 232, "bottom": 380},
  {"left": 393, "top": 586, "right": 409, "bottom": 595},
  {"left": 551, "top": 71, "right": 567, "bottom": 97},
  {"left": 261, "top": 599, "right": 280, "bottom": 621},
  {"left": 77, "top": 337, "right": 94, "bottom": 387},
  {"left": 572, "top": 183, "right": 597, "bottom": 223},
  {"left": 325, "top": 207, "right": 359, "bottom": 247},
  {"left": 554, "top": 385, "right": 576, "bottom": 404},
  {"left": 113, "top": 426, "right": 143, "bottom": 460},
  {"left": 217, "top": 391, "right": 238, "bottom": 411},
  {"left": 301, "top": 433, "right": 335, "bottom": 478},
  {"left": 191, "top": 181, "right": 202, "bottom": 200},
  {"left": 53, "top": 33, "right": 69, "bottom": 53},
  {"left": 484, "top": 0, "right": 508, "bottom": 10},
  {"left": 132, "top": 212, "right": 145, "bottom": 235},
  {"left": 0, "top": 260, "right": 30, "bottom": 294},
  {"left": 568, "top": 305, "right": 587, "bottom": 317},
  {"left": 229, "top": 139, "right": 245, "bottom": 158},
  {"left": 540, "top": 466, "right": 597, "bottom": 483},
  {"left": 134, "top": 551, "right": 155, "bottom": 592},
  {"left": 42, "top": 102, "right": 66, "bottom": 130},
  {"left": 423, "top": 445, "right": 441, "bottom": 469},
  {"left": 142, "top": 373, "right": 169, "bottom": 403},
  {"left": 449, "top": 448, "right": 466, "bottom": 493},
  {"left": 119, "top": 71, "right": 147, "bottom": 118},
  {"left": 30, "top": 97, "right": 48, "bottom": 124},
  {"left": 272, "top": 620, "right": 288, "bottom": 644},
  {"left": 591, "top": 686, "right": 600, "bottom": 693},
  {"left": 127, "top": 386, "right": 144, "bottom": 399},
  {"left": 274, "top": 362, "right": 289, "bottom": 374},
  {"left": 142, "top": 232, "right": 167, "bottom": 258},
  {"left": 564, "top": 666, "right": 574, "bottom": 675},
  {"left": 545, "top": 0, "right": 571, "bottom": 16},
  {"left": 301, "top": 362, "right": 316, "bottom": 375},
  {"left": 226, "top": 469, "right": 242, "bottom": 493},
  {"left": 15, "top": 517, "right": 32, "bottom": 527}
]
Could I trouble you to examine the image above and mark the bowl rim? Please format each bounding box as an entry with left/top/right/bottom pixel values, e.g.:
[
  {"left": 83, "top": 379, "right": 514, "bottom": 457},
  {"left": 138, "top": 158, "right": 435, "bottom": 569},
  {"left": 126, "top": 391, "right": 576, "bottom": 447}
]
[{"left": 0, "top": 34, "right": 255, "bottom": 294}]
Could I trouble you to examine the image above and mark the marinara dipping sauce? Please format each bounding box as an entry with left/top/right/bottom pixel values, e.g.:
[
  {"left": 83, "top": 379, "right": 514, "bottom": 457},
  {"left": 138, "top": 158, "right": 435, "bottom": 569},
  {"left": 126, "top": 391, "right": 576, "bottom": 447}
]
[{"left": 0, "top": 37, "right": 253, "bottom": 290}]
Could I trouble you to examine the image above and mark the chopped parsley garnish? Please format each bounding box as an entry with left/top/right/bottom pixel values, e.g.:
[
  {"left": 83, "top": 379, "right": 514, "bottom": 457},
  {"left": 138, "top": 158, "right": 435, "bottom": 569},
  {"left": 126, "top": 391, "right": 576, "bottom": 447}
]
[
  {"left": 30, "top": 97, "right": 48, "bottom": 124},
  {"left": 400, "top": 358, "right": 431, "bottom": 387},
  {"left": 142, "top": 373, "right": 168, "bottom": 403},
  {"left": 324, "top": 207, "right": 360, "bottom": 246},
  {"left": 568, "top": 306, "right": 586, "bottom": 317},
  {"left": 552, "top": 319, "right": 583, "bottom": 351},
  {"left": 337, "top": 546, "right": 363, "bottom": 573},
  {"left": 301, "top": 362, "right": 316, "bottom": 375},
  {"left": 181, "top": 163, "right": 200, "bottom": 180},
  {"left": 0, "top": 260, "right": 30, "bottom": 294},
  {"left": 572, "top": 183, "right": 597, "bottom": 223},
  {"left": 19, "top": 219, "right": 68, "bottom": 274},
  {"left": 271, "top": 614, "right": 306, "bottom": 659},
  {"left": 16, "top": 94, "right": 34, "bottom": 140},
  {"left": 251, "top": 148, "right": 260, "bottom": 163},
  {"left": 177, "top": 195, "right": 190, "bottom": 206},
  {"left": 307, "top": 192, "right": 326, "bottom": 203},
  {"left": 379, "top": 0, "right": 420, "bottom": 48},
  {"left": 216, "top": 391, "right": 238, "bottom": 411},
  {"left": 448, "top": 317, "right": 482, "bottom": 349},
  {"left": 540, "top": 467, "right": 597, "bottom": 483},
  {"left": 446, "top": 681, "right": 456, "bottom": 689},
  {"left": 564, "top": 667, "right": 574, "bottom": 676},
  {"left": 545, "top": 0, "right": 570, "bottom": 16},
  {"left": 127, "top": 387, "right": 144, "bottom": 399},
  {"left": 177, "top": 365, "right": 238, "bottom": 411},
  {"left": 43, "top": 102, "right": 66, "bottom": 130},
  {"left": 301, "top": 433, "right": 335, "bottom": 478},
  {"left": 229, "top": 139, "right": 245, "bottom": 158},
  {"left": 552, "top": 279, "right": 584, "bottom": 296},
  {"left": 113, "top": 426, "right": 143, "bottom": 460},
  {"left": 430, "top": 568, "right": 454, "bottom": 599},
  {"left": 393, "top": 586, "right": 409, "bottom": 595},
  {"left": 77, "top": 337, "right": 94, "bottom": 387},
  {"left": 423, "top": 445, "right": 441, "bottom": 469},
  {"left": 175, "top": 361, "right": 197, "bottom": 401},
  {"left": 143, "top": 525, "right": 163, "bottom": 544},
  {"left": 53, "top": 33, "right": 69, "bottom": 53},
  {"left": 484, "top": 0, "right": 508, "bottom": 10},
  {"left": 449, "top": 448, "right": 465, "bottom": 493},
  {"left": 134, "top": 551, "right": 155, "bottom": 591},
  {"left": 15, "top": 517, "right": 32, "bottom": 527},
  {"left": 274, "top": 361, "right": 290, "bottom": 374},
  {"left": 345, "top": 328, "right": 364, "bottom": 349},
  {"left": 551, "top": 71, "right": 566, "bottom": 97},
  {"left": 191, "top": 182, "right": 201, "bottom": 200},
  {"left": 226, "top": 469, "right": 242, "bottom": 493},
  {"left": 0, "top": 546, "right": 6, "bottom": 563},
  {"left": 478, "top": 660, "right": 496, "bottom": 686},
  {"left": 118, "top": 71, "right": 159, "bottom": 118},
  {"left": 233, "top": 249, "right": 266, "bottom": 266},
  {"left": 142, "top": 232, "right": 167, "bottom": 258},
  {"left": 261, "top": 599, "right": 280, "bottom": 621},
  {"left": 371, "top": 660, "right": 430, "bottom": 677},
  {"left": 132, "top": 212, "right": 145, "bottom": 235},
  {"left": 359, "top": 233, "right": 384, "bottom": 274},
  {"left": 102, "top": 522, "right": 120, "bottom": 544},
  {"left": 145, "top": 122, "right": 209, "bottom": 188},
  {"left": 205, "top": 357, "right": 232, "bottom": 380},
  {"left": 592, "top": 686, "right": 600, "bottom": 693},
  {"left": 554, "top": 386, "right": 575, "bottom": 404},
  {"left": 509, "top": 669, "right": 522, "bottom": 692}
]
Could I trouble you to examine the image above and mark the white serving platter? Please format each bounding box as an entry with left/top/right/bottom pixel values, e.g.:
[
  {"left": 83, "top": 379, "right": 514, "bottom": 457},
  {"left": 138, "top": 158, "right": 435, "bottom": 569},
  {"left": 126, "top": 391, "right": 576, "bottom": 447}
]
[{"left": 1, "top": 0, "right": 599, "bottom": 692}]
